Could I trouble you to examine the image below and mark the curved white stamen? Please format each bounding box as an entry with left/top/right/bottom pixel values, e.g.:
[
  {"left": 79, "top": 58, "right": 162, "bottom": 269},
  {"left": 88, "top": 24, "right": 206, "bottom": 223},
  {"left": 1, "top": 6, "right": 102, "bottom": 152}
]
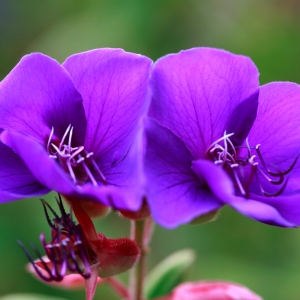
[
  {"left": 209, "top": 132, "right": 296, "bottom": 197},
  {"left": 207, "top": 132, "right": 234, "bottom": 151},
  {"left": 86, "top": 152, "right": 94, "bottom": 159},
  {"left": 81, "top": 159, "right": 98, "bottom": 186},
  {"left": 230, "top": 163, "right": 239, "bottom": 168},
  {"left": 77, "top": 157, "right": 85, "bottom": 164},
  {"left": 67, "top": 160, "right": 77, "bottom": 183},
  {"left": 59, "top": 124, "right": 72, "bottom": 150},
  {"left": 226, "top": 134, "right": 236, "bottom": 156},
  {"left": 91, "top": 158, "right": 107, "bottom": 183},
  {"left": 69, "top": 146, "right": 85, "bottom": 162},
  {"left": 248, "top": 155, "right": 256, "bottom": 165},
  {"left": 48, "top": 125, "right": 107, "bottom": 186},
  {"left": 68, "top": 126, "right": 74, "bottom": 151},
  {"left": 47, "top": 127, "right": 55, "bottom": 153},
  {"left": 233, "top": 168, "right": 246, "bottom": 195},
  {"left": 51, "top": 143, "right": 61, "bottom": 155}
]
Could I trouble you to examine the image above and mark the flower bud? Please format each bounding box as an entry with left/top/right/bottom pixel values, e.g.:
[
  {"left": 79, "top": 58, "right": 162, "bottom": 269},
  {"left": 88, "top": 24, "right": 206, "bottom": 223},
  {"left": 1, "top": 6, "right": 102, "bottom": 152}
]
[
  {"left": 96, "top": 233, "right": 141, "bottom": 278},
  {"left": 164, "top": 281, "right": 262, "bottom": 300}
]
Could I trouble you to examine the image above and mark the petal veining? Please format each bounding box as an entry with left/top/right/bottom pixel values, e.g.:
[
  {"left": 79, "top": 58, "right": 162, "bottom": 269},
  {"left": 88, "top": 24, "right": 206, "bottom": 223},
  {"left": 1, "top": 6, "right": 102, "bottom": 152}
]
[
  {"left": 0, "top": 53, "right": 86, "bottom": 145},
  {"left": 149, "top": 47, "right": 259, "bottom": 158},
  {"left": 63, "top": 49, "right": 152, "bottom": 166}
]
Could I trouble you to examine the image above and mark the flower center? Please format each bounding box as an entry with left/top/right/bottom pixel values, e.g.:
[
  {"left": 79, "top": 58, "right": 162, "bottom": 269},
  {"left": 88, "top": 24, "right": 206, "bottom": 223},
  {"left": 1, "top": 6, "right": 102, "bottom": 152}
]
[
  {"left": 19, "top": 196, "right": 98, "bottom": 282},
  {"left": 47, "top": 125, "right": 106, "bottom": 186},
  {"left": 206, "top": 132, "right": 298, "bottom": 197}
]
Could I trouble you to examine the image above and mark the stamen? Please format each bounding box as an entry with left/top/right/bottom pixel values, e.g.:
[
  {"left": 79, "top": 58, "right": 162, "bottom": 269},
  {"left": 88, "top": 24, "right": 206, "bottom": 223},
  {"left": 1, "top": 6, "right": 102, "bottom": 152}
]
[
  {"left": 255, "top": 170, "right": 289, "bottom": 197},
  {"left": 51, "top": 143, "right": 61, "bottom": 155},
  {"left": 40, "top": 199, "right": 60, "bottom": 227},
  {"left": 245, "top": 138, "right": 252, "bottom": 158},
  {"left": 47, "top": 125, "right": 106, "bottom": 186},
  {"left": 69, "top": 146, "right": 85, "bottom": 162},
  {"left": 40, "top": 199, "right": 56, "bottom": 231},
  {"left": 18, "top": 241, "right": 54, "bottom": 282},
  {"left": 91, "top": 158, "right": 107, "bottom": 184},
  {"left": 56, "top": 195, "right": 67, "bottom": 217},
  {"left": 256, "top": 144, "right": 300, "bottom": 177},
  {"left": 63, "top": 240, "right": 78, "bottom": 272},
  {"left": 207, "top": 132, "right": 298, "bottom": 198},
  {"left": 81, "top": 159, "right": 98, "bottom": 186},
  {"left": 66, "top": 160, "right": 77, "bottom": 183},
  {"left": 68, "top": 126, "right": 74, "bottom": 151},
  {"left": 77, "top": 157, "right": 85, "bottom": 163},
  {"left": 207, "top": 132, "right": 235, "bottom": 152},
  {"left": 86, "top": 152, "right": 94, "bottom": 159},
  {"left": 226, "top": 133, "right": 236, "bottom": 157},
  {"left": 256, "top": 166, "right": 284, "bottom": 185},
  {"left": 248, "top": 155, "right": 256, "bottom": 165},
  {"left": 59, "top": 124, "right": 72, "bottom": 150},
  {"left": 47, "top": 127, "right": 55, "bottom": 154},
  {"left": 19, "top": 198, "right": 94, "bottom": 282},
  {"left": 231, "top": 165, "right": 246, "bottom": 195}
]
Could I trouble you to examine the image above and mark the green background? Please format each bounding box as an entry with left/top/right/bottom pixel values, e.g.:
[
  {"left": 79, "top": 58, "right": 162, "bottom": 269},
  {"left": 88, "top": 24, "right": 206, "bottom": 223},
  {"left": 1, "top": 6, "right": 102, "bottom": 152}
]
[{"left": 1, "top": 0, "right": 300, "bottom": 299}]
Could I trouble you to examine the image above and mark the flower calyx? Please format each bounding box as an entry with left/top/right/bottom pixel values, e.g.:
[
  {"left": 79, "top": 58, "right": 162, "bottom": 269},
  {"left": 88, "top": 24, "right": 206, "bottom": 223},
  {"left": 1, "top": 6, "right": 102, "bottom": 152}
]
[{"left": 19, "top": 195, "right": 141, "bottom": 284}]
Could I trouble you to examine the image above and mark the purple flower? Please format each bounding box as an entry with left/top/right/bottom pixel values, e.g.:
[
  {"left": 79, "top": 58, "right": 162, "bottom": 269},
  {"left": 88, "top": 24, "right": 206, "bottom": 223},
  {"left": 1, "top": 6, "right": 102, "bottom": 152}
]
[
  {"left": 145, "top": 47, "right": 300, "bottom": 228},
  {"left": 0, "top": 49, "right": 151, "bottom": 212}
]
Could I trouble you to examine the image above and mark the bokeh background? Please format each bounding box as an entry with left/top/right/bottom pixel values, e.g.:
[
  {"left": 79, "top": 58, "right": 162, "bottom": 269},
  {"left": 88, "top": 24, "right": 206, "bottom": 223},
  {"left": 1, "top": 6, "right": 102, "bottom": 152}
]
[{"left": 1, "top": 0, "right": 300, "bottom": 299}]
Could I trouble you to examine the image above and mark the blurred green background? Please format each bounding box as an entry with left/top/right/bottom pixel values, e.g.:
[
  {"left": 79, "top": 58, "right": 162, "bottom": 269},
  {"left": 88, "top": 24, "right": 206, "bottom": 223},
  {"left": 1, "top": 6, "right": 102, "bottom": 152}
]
[{"left": 1, "top": 0, "right": 300, "bottom": 299}]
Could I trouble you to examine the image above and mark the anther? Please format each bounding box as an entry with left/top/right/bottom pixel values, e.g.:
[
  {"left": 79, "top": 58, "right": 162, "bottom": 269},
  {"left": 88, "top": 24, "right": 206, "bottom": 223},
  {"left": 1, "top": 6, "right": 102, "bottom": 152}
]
[
  {"left": 86, "top": 152, "right": 94, "bottom": 159},
  {"left": 207, "top": 132, "right": 298, "bottom": 198},
  {"left": 47, "top": 125, "right": 108, "bottom": 186}
]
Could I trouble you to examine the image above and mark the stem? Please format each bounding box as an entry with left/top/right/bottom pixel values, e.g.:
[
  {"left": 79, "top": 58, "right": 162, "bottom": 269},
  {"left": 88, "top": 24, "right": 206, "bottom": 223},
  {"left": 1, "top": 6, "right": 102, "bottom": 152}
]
[{"left": 129, "top": 218, "right": 154, "bottom": 300}]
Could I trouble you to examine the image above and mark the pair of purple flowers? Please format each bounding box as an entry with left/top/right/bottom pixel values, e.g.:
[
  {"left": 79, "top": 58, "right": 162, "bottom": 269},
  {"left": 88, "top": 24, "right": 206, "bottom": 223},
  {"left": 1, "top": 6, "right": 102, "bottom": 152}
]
[{"left": 1, "top": 47, "right": 300, "bottom": 228}]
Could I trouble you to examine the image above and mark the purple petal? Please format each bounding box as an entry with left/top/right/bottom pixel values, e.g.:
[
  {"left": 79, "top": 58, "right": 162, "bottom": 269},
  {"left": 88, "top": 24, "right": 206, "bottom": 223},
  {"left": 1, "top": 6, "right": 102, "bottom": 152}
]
[
  {"left": 247, "top": 82, "right": 300, "bottom": 194},
  {"left": 0, "top": 53, "right": 86, "bottom": 145},
  {"left": 1, "top": 130, "right": 76, "bottom": 195},
  {"left": 249, "top": 193, "right": 300, "bottom": 226},
  {"left": 144, "top": 119, "right": 222, "bottom": 228},
  {"left": 149, "top": 47, "right": 259, "bottom": 158},
  {"left": 100, "top": 126, "right": 146, "bottom": 210},
  {"left": 62, "top": 49, "right": 152, "bottom": 166},
  {"left": 191, "top": 159, "right": 234, "bottom": 201},
  {"left": 229, "top": 197, "right": 295, "bottom": 227},
  {"left": 1, "top": 129, "right": 142, "bottom": 210},
  {"left": 192, "top": 159, "right": 294, "bottom": 227},
  {"left": 0, "top": 140, "right": 49, "bottom": 203}
]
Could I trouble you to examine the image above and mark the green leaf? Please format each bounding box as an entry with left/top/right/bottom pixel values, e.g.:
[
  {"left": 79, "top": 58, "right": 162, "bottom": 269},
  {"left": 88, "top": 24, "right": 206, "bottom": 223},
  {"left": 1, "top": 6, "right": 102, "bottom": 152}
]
[
  {"left": 145, "top": 248, "right": 196, "bottom": 299},
  {"left": 0, "top": 294, "right": 68, "bottom": 300}
]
